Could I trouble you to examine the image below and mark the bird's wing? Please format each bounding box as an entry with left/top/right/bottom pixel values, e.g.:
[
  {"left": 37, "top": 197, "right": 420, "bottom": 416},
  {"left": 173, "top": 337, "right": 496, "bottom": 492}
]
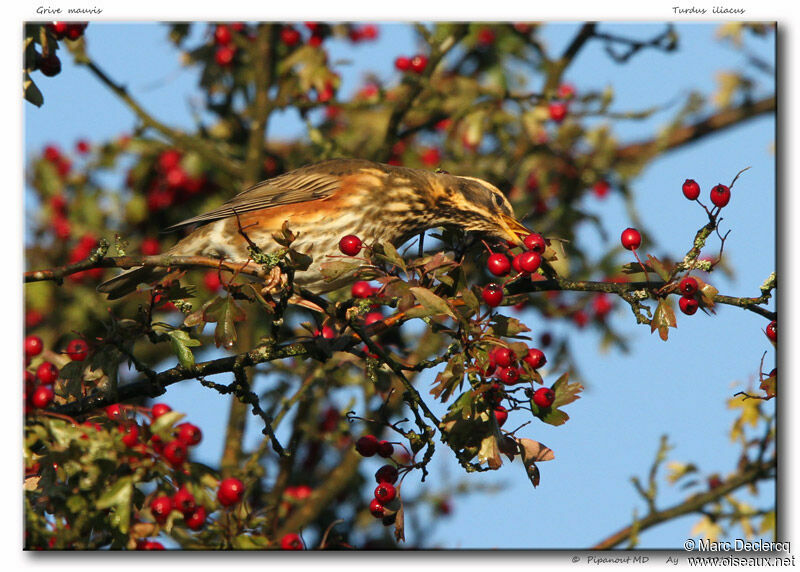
[{"left": 165, "top": 165, "right": 346, "bottom": 230}]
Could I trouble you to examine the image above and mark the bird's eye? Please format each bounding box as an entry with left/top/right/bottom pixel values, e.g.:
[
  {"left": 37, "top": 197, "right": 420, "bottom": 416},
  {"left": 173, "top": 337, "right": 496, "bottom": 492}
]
[{"left": 492, "top": 193, "right": 504, "bottom": 208}]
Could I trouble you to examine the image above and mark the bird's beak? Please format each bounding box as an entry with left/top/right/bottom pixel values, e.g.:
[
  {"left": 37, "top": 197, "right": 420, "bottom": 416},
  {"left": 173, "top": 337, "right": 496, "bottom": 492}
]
[{"left": 499, "top": 214, "right": 532, "bottom": 247}]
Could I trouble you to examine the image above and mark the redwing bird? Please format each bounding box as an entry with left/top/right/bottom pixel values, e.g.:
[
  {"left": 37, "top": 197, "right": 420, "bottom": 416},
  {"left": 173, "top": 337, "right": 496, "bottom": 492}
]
[{"left": 97, "top": 158, "right": 535, "bottom": 299}]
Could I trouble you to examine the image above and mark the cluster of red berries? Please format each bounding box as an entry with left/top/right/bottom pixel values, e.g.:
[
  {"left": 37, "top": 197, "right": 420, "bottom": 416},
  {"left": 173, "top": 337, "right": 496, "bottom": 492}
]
[
  {"left": 46, "top": 22, "right": 88, "bottom": 41},
  {"left": 24, "top": 335, "right": 91, "bottom": 412},
  {"left": 482, "top": 232, "right": 548, "bottom": 308},
  {"left": 677, "top": 276, "right": 700, "bottom": 315},
  {"left": 146, "top": 149, "right": 206, "bottom": 212},
  {"left": 394, "top": 54, "right": 428, "bottom": 74},
  {"left": 347, "top": 24, "right": 379, "bottom": 43},
  {"left": 485, "top": 344, "right": 548, "bottom": 387},
  {"left": 355, "top": 434, "right": 394, "bottom": 458},
  {"left": 211, "top": 23, "right": 246, "bottom": 67},
  {"left": 547, "top": 84, "right": 575, "bottom": 122},
  {"left": 355, "top": 435, "right": 401, "bottom": 525},
  {"left": 682, "top": 179, "right": 732, "bottom": 208}
]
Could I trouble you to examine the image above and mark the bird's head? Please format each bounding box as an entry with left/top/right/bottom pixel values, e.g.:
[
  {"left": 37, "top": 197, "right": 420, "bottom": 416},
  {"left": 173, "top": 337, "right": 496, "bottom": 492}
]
[{"left": 431, "top": 173, "right": 531, "bottom": 246}]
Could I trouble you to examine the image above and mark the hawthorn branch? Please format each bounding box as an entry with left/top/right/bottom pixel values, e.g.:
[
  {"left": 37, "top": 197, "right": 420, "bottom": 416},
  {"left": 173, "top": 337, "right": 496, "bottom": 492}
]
[
  {"left": 79, "top": 58, "right": 243, "bottom": 179},
  {"left": 613, "top": 95, "right": 775, "bottom": 165},
  {"left": 25, "top": 254, "right": 265, "bottom": 284},
  {"left": 590, "top": 457, "right": 775, "bottom": 550}
]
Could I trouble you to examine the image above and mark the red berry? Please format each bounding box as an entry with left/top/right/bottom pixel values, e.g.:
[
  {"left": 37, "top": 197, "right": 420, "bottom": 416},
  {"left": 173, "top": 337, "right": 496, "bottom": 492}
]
[
  {"left": 119, "top": 424, "right": 139, "bottom": 447},
  {"left": 215, "top": 45, "right": 236, "bottom": 66},
  {"left": 65, "top": 23, "right": 86, "bottom": 41},
  {"left": 532, "top": 387, "right": 555, "bottom": 408},
  {"left": 185, "top": 505, "right": 207, "bottom": 530},
  {"left": 214, "top": 24, "right": 232, "bottom": 46},
  {"left": 66, "top": 339, "right": 89, "bottom": 361},
  {"left": 593, "top": 180, "right": 610, "bottom": 198},
  {"left": 548, "top": 101, "right": 568, "bottom": 122},
  {"left": 203, "top": 270, "right": 222, "bottom": 293},
  {"left": 492, "top": 347, "right": 515, "bottom": 368},
  {"left": 280, "top": 27, "right": 301, "bottom": 46},
  {"left": 158, "top": 149, "right": 182, "bottom": 171},
  {"left": 476, "top": 27, "right": 496, "bottom": 46},
  {"left": 394, "top": 56, "right": 411, "bottom": 71},
  {"left": 592, "top": 293, "right": 613, "bottom": 318},
  {"left": 36, "top": 361, "right": 59, "bottom": 385},
  {"left": 217, "top": 477, "right": 245, "bottom": 506},
  {"left": 137, "top": 540, "right": 165, "bottom": 550},
  {"left": 365, "top": 311, "right": 384, "bottom": 327},
  {"left": 523, "top": 348, "right": 547, "bottom": 370},
  {"left": 150, "top": 495, "right": 173, "bottom": 524},
  {"left": 315, "top": 325, "right": 336, "bottom": 339},
  {"left": 420, "top": 147, "right": 441, "bottom": 166},
  {"left": 31, "top": 386, "right": 54, "bottom": 409},
  {"left": 517, "top": 251, "right": 542, "bottom": 274},
  {"left": 151, "top": 403, "right": 172, "bottom": 419},
  {"left": 682, "top": 179, "right": 700, "bottom": 200},
  {"left": 374, "top": 482, "right": 397, "bottom": 504},
  {"left": 369, "top": 498, "right": 386, "bottom": 518},
  {"left": 141, "top": 238, "right": 160, "bottom": 256},
  {"left": 557, "top": 83, "right": 576, "bottom": 99},
  {"left": 482, "top": 283, "right": 504, "bottom": 307},
  {"left": 24, "top": 335, "right": 43, "bottom": 358},
  {"left": 766, "top": 320, "right": 777, "bottom": 342},
  {"left": 351, "top": 281, "right": 373, "bottom": 299},
  {"left": 494, "top": 406, "right": 508, "bottom": 427},
  {"left": 376, "top": 440, "right": 394, "bottom": 458},
  {"left": 285, "top": 485, "right": 312, "bottom": 500},
  {"left": 177, "top": 422, "right": 203, "bottom": 446},
  {"left": 409, "top": 54, "right": 427, "bottom": 74},
  {"left": 375, "top": 465, "right": 399, "bottom": 484},
  {"left": 679, "top": 276, "right": 699, "bottom": 296},
  {"left": 523, "top": 233, "right": 546, "bottom": 254},
  {"left": 710, "top": 184, "right": 731, "bottom": 208},
  {"left": 105, "top": 404, "right": 123, "bottom": 420},
  {"left": 620, "top": 228, "right": 642, "bottom": 251},
  {"left": 487, "top": 253, "right": 511, "bottom": 276},
  {"left": 163, "top": 439, "right": 188, "bottom": 466},
  {"left": 496, "top": 366, "right": 520, "bottom": 385},
  {"left": 355, "top": 434, "right": 379, "bottom": 457},
  {"left": 339, "top": 234, "right": 362, "bottom": 256},
  {"left": 280, "top": 533, "right": 304, "bottom": 550},
  {"left": 48, "top": 22, "right": 69, "bottom": 39},
  {"left": 679, "top": 296, "right": 699, "bottom": 316},
  {"left": 38, "top": 53, "right": 62, "bottom": 77},
  {"left": 173, "top": 486, "right": 196, "bottom": 515}
]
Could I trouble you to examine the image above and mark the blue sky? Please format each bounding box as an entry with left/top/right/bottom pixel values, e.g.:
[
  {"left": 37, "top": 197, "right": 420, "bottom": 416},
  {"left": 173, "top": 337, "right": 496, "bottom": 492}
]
[{"left": 21, "top": 18, "right": 776, "bottom": 552}]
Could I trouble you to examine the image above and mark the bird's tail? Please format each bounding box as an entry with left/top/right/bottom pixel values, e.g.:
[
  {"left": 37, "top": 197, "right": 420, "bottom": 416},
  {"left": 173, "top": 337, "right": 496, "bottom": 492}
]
[{"left": 96, "top": 266, "right": 170, "bottom": 300}]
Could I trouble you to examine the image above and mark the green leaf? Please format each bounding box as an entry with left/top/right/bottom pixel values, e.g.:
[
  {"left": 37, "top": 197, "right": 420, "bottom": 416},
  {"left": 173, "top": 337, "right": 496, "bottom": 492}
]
[
  {"left": 288, "top": 248, "right": 313, "bottom": 271},
  {"left": 646, "top": 255, "right": 674, "bottom": 282},
  {"left": 518, "top": 438, "right": 554, "bottom": 488},
  {"left": 150, "top": 410, "right": 186, "bottom": 437},
  {"left": 477, "top": 434, "right": 502, "bottom": 469},
  {"left": 372, "top": 242, "right": 406, "bottom": 272},
  {"left": 430, "top": 355, "right": 465, "bottom": 401},
  {"left": 203, "top": 296, "right": 247, "bottom": 349},
  {"left": 460, "top": 287, "right": 479, "bottom": 313},
  {"left": 531, "top": 373, "right": 583, "bottom": 426},
  {"left": 166, "top": 329, "right": 201, "bottom": 368},
  {"left": 95, "top": 476, "right": 133, "bottom": 534},
  {"left": 651, "top": 298, "right": 677, "bottom": 341},
  {"left": 23, "top": 72, "right": 44, "bottom": 107},
  {"left": 409, "top": 287, "right": 457, "bottom": 320},
  {"left": 488, "top": 314, "right": 531, "bottom": 338},
  {"left": 319, "top": 260, "right": 361, "bottom": 282}
]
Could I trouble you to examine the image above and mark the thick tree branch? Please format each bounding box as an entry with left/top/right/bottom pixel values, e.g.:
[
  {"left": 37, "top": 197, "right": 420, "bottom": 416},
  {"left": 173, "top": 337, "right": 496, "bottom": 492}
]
[
  {"left": 613, "top": 96, "right": 775, "bottom": 165},
  {"left": 590, "top": 457, "right": 775, "bottom": 550}
]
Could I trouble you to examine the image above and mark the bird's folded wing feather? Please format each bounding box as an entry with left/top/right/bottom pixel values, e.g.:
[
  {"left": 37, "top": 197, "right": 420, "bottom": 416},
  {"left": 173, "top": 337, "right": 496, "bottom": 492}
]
[{"left": 165, "top": 169, "right": 345, "bottom": 230}]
